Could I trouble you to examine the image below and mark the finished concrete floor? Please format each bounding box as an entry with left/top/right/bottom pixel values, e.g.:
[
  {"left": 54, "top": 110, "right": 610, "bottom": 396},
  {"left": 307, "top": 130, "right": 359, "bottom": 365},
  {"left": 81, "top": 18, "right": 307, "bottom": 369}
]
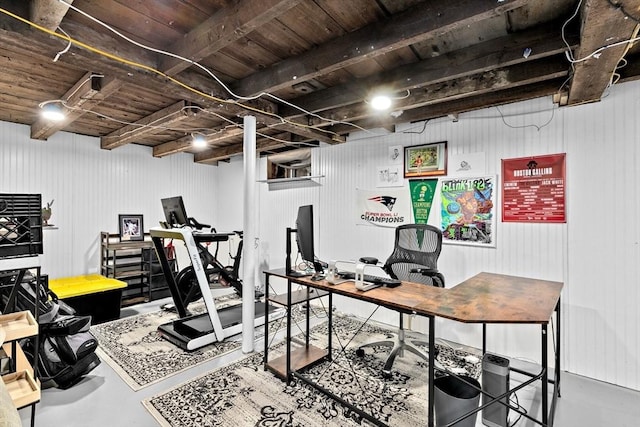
[{"left": 20, "top": 297, "right": 640, "bottom": 427}]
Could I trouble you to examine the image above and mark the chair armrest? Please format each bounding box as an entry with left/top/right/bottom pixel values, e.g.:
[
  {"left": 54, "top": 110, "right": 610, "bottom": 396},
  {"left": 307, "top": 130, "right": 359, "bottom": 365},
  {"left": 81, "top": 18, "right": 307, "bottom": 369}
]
[
  {"left": 409, "top": 268, "right": 445, "bottom": 287},
  {"left": 410, "top": 267, "right": 439, "bottom": 275}
]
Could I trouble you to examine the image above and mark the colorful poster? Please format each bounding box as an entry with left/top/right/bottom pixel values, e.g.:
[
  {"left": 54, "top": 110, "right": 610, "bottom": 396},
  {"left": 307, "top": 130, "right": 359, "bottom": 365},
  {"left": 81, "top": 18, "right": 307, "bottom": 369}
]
[
  {"left": 440, "top": 176, "right": 496, "bottom": 246},
  {"left": 409, "top": 179, "right": 437, "bottom": 223},
  {"left": 356, "top": 188, "right": 411, "bottom": 228},
  {"left": 502, "top": 154, "right": 566, "bottom": 223}
]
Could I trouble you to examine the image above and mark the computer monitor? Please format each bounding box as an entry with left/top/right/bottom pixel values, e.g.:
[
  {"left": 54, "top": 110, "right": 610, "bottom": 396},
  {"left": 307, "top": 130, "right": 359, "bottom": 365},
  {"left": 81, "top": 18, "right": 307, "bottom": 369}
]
[
  {"left": 295, "top": 205, "right": 324, "bottom": 277},
  {"left": 161, "top": 196, "right": 189, "bottom": 227}
]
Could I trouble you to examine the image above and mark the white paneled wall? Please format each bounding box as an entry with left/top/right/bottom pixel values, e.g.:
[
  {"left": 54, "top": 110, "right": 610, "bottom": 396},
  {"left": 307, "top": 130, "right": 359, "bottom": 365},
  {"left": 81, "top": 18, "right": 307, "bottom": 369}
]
[
  {"left": 1, "top": 80, "right": 638, "bottom": 392},
  {"left": 0, "top": 122, "right": 217, "bottom": 279},
  {"left": 217, "top": 84, "right": 638, "bottom": 391}
]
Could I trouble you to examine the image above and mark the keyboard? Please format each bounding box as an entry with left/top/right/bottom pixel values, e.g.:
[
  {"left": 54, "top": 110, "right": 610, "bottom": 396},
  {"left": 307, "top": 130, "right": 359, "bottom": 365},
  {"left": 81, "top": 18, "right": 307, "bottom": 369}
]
[{"left": 337, "top": 271, "right": 401, "bottom": 287}]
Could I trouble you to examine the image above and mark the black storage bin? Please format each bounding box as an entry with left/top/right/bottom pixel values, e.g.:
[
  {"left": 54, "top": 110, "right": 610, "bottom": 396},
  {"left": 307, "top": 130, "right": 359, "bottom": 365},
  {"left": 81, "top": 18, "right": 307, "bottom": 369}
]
[
  {"left": 62, "top": 290, "right": 123, "bottom": 324},
  {"left": 0, "top": 193, "right": 43, "bottom": 259}
]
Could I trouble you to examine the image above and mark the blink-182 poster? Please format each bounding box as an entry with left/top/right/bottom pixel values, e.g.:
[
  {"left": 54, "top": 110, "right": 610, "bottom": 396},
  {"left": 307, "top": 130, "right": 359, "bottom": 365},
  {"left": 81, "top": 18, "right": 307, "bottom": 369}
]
[{"left": 440, "top": 176, "right": 496, "bottom": 247}]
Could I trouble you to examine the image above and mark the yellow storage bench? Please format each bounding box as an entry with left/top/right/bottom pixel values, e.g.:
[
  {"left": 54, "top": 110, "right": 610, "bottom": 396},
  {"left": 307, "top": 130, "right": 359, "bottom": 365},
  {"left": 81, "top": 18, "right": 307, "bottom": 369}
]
[{"left": 48, "top": 275, "right": 127, "bottom": 324}]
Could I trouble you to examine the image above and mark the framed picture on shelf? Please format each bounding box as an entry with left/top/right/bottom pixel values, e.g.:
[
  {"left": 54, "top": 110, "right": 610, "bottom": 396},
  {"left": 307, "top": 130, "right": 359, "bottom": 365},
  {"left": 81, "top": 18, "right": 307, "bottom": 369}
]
[
  {"left": 404, "top": 141, "right": 448, "bottom": 178},
  {"left": 119, "top": 214, "right": 144, "bottom": 241}
]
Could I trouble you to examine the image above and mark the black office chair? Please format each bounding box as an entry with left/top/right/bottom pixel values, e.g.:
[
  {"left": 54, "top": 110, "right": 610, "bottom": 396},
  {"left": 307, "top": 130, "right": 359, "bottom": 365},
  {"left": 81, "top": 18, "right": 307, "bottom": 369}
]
[{"left": 357, "top": 223, "right": 444, "bottom": 377}]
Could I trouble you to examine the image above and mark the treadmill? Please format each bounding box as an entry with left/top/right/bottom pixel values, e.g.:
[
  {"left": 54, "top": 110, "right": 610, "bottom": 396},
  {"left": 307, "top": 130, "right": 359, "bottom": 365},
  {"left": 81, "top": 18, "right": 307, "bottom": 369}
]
[{"left": 150, "top": 226, "right": 284, "bottom": 351}]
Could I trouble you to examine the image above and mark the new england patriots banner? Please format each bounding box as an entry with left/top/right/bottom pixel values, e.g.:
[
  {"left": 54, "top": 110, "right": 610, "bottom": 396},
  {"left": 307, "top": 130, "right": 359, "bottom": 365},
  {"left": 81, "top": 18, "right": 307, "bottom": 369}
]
[{"left": 356, "top": 188, "right": 411, "bottom": 227}]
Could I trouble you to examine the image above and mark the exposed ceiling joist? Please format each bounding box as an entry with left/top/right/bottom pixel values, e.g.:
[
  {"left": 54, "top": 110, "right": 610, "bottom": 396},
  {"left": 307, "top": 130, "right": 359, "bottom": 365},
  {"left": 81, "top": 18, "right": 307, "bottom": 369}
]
[
  {"left": 160, "top": 0, "right": 303, "bottom": 76},
  {"left": 31, "top": 72, "right": 122, "bottom": 140},
  {"left": 30, "top": 0, "right": 73, "bottom": 31},
  {"left": 194, "top": 136, "right": 296, "bottom": 164},
  {"left": 101, "top": 100, "right": 196, "bottom": 149},
  {"left": 153, "top": 123, "right": 245, "bottom": 158},
  {"left": 567, "top": 0, "right": 639, "bottom": 105}
]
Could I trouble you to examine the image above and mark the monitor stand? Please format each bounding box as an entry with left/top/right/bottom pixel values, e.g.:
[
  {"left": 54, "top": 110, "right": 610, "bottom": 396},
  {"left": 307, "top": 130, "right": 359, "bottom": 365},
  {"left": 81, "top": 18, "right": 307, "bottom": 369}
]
[{"left": 150, "top": 227, "right": 285, "bottom": 351}]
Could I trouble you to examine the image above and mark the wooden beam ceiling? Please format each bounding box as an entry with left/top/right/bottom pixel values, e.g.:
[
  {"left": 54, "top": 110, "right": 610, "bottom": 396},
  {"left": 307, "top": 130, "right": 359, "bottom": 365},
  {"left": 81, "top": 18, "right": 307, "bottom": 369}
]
[
  {"left": 231, "top": 0, "right": 530, "bottom": 96},
  {"left": 0, "top": 9, "right": 334, "bottom": 147},
  {"left": 280, "top": 26, "right": 578, "bottom": 122},
  {"left": 300, "top": 57, "right": 569, "bottom": 127},
  {"left": 3, "top": 0, "right": 637, "bottom": 165}
]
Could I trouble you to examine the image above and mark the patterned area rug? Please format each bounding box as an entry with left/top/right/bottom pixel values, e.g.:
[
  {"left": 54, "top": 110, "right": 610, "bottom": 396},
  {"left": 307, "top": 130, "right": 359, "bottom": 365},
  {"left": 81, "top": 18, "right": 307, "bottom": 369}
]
[
  {"left": 91, "top": 296, "right": 312, "bottom": 390},
  {"left": 143, "top": 314, "right": 481, "bottom": 427}
]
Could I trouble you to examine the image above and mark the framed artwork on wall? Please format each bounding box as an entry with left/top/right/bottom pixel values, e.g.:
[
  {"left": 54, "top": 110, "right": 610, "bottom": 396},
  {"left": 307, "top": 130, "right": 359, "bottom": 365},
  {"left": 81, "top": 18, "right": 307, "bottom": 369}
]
[
  {"left": 440, "top": 175, "right": 496, "bottom": 247},
  {"left": 404, "top": 141, "right": 448, "bottom": 178},
  {"left": 119, "top": 214, "right": 144, "bottom": 241}
]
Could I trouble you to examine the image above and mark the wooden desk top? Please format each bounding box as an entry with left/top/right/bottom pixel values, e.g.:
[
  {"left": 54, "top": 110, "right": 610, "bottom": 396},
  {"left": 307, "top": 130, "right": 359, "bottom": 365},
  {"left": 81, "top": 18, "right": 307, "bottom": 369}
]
[
  {"left": 413, "top": 272, "right": 563, "bottom": 324},
  {"left": 265, "top": 268, "right": 435, "bottom": 313},
  {"left": 264, "top": 270, "right": 563, "bottom": 325}
]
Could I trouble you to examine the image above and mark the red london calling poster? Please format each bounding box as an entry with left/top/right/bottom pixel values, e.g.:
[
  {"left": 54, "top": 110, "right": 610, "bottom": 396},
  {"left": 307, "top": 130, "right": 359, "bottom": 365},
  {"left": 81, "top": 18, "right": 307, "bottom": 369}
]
[{"left": 501, "top": 153, "right": 566, "bottom": 223}]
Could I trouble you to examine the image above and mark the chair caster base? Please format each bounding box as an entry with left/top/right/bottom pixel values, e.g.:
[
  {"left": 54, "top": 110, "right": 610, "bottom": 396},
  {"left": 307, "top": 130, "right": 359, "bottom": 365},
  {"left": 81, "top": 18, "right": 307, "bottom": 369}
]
[{"left": 382, "top": 369, "right": 392, "bottom": 379}]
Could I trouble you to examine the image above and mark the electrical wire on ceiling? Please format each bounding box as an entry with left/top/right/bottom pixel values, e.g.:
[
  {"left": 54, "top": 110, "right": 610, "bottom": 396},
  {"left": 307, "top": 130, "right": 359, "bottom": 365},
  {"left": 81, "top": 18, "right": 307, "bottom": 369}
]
[
  {"left": 401, "top": 120, "right": 429, "bottom": 134},
  {"left": 561, "top": 0, "right": 583, "bottom": 67},
  {"left": 52, "top": 26, "right": 71, "bottom": 62},
  {"left": 495, "top": 105, "right": 555, "bottom": 131}
]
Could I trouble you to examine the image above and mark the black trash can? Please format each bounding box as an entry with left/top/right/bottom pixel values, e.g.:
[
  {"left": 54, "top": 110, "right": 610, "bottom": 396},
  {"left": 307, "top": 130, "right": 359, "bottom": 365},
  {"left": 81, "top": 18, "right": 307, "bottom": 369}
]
[{"left": 434, "top": 375, "right": 481, "bottom": 427}]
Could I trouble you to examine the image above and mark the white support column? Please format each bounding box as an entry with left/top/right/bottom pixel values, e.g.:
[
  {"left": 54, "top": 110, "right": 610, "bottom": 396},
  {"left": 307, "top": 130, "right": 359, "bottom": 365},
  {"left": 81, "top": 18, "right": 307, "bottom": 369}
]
[{"left": 242, "top": 115, "right": 257, "bottom": 353}]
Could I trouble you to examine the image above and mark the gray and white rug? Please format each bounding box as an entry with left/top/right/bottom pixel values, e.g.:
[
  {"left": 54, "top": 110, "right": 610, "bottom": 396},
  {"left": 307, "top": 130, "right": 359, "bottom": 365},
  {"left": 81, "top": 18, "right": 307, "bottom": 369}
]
[
  {"left": 91, "top": 296, "right": 314, "bottom": 390},
  {"left": 143, "top": 314, "right": 481, "bottom": 427}
]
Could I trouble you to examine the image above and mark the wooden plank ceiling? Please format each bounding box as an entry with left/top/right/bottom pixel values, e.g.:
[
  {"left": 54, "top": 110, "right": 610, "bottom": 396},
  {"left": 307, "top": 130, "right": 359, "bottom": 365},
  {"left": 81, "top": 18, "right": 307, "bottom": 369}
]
[{"left": 0, "top": 0, "right": 639, "bottom": 164}]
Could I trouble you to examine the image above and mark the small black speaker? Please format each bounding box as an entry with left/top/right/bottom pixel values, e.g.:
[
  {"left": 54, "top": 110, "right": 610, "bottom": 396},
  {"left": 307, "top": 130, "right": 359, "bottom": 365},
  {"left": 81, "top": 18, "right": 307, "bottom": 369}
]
[{"left": 482, "top": 353, "right": 510, "bottom": 427}]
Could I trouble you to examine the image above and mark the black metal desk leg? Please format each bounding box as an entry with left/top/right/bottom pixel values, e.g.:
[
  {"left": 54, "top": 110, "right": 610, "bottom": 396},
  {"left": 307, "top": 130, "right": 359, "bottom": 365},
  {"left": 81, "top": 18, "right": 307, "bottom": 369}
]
[
  {"left": 542, "top": 323, "right": 548, "bottom": 426},
  {"left": 428, "top": 315, "right": 435, "bottom": 427},
  {"left": 286, "top": 279, "right": 292, "bottom": 385},
  {"left": 482, "top": 323, "right": 486, "bottom": 354},
  {"left": 328, "top": 292, "right": 333, "bottom": 361},
  {"left": 556, "top": 298, "right": 561, "bottom": 396},
  {"left": 263, "top": 273, "right": 269, "bottom": 369}
]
